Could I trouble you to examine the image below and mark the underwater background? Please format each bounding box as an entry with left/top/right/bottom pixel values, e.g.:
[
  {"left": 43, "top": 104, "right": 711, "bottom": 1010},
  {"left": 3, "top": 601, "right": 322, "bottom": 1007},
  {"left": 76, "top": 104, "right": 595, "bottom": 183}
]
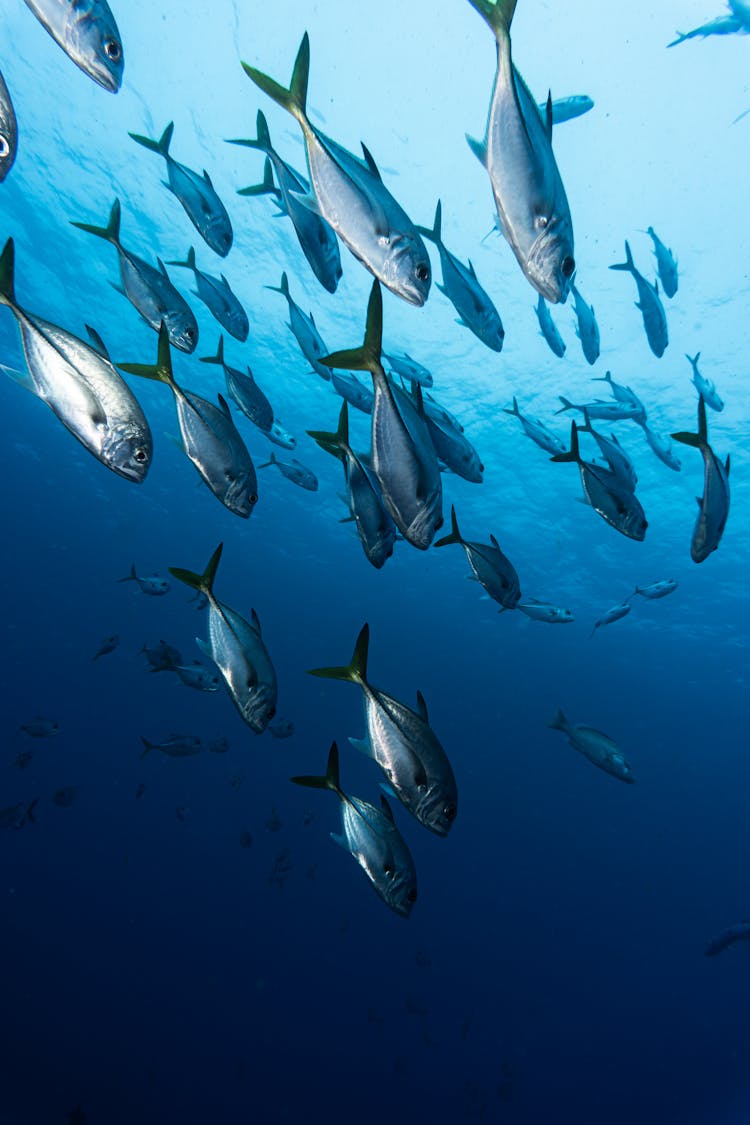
[{"left": 1, "top": 0, "right": 749, "bottom": 1121}]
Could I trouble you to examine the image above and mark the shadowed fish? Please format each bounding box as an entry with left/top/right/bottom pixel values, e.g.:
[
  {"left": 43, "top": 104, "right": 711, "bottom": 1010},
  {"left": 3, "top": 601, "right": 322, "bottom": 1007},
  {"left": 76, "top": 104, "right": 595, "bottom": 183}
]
[
  {"left": 330, "top": 370, "right": 374, "bottom": 415},
  {"left": 0, "top": 799, "right": 38, "bottom": 829},
  {"left": 140, "top": 640, "right": 182, "bottom": 670},
  {"left": 23, "top": 0, "right": 123, "bottom": 91},
  {"left": 705, "top": 921, "right": 750, "bottom": 956},
  {"left": 383, "top": 352, "right": 433, "bottom": 389},
  {"left": 259, "top": 451, "right": 318, "bottom": 491},
  {"left": 672, "top": 397, "right": 730, "bottom": 563},
  {"left": 140, "top": 734, "right": 204, "bottom": 759},
  {"left": 534, "top": 295, "right": 566, "bottom": 358},
  {"left": 52, "top": 786, "right": 78, "bottom": 808},
  {"left": 201, "top": 336, "right": 273, "bottom": 433},
  {"left": 685, "top": 352, "right": 724, "bottom": 413},
  {"left": 92, "top": 634, "right": 119, "bottom": 660},
  {"left": 539, "top": 94, "right": 594, "bottom": 124},
  {"left": 590, "top": 602, "right": 631, "bottom": 637},
  {"left": 644, "top": 226, "right": 678, "bottom": 297},
  {"left": 570, "top": 285, "right": 600, "bottom": 365},
  {"left": 266, "top": 271, "right": 332, "bottom": 380},
  {"left": 268, "top": 717, "right": 294, "bottom": 739},
  {"left": 118, "top": 564, "right": 169, "bottom": 595},
  {"left": 20, "top": 718, "right": 59, "bottom": 737},
  {"left": 503, "top": 396, "right": 566, "bottom": 456},
  {"left": 267, "top": 420, "right": 296, "bottom": 449},
  {"left": 168, "top": 248, "right": 248, "bottom": 341},
  {"left": 631, "top": 579, "right": 678, "bottom": 600},
  {"left": 610, "top": 240, "right": 668, "bottom": 358},
  {"left": 548, "top": 709, "right": 634, "bottom": 783},
  {"left": 0, "top": 70, "right": 18, "bottom": 181},
  {"left": 552, "top": 422, "right": 648, "bottom": 541},
  {"left": 578, "top": 408, "right": 637, "bottom": 492},
  {"left": 410, "top": 385, "right": 483, "bottom": 483},
  {"left": 172, "top": 662, "right": 220, "bottom": 692},
  {"left": 517, "top": 599, "right": 573, "bottom": 623},
  {"left": 638, "top": 422, "right": 681, "bottom": 472},
  {"left": 435, "top": 505, "right": 521, "bottom": 609}
]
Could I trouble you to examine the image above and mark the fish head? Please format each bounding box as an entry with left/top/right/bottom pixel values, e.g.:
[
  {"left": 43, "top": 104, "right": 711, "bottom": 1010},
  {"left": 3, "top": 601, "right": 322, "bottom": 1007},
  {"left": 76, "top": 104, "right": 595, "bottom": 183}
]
[
  {"left": 103, "top": 425, "right": 153, "bottom": 483},
  {"left": 224, "top": 471, "right": 258, "bottom": 518},
  {"left": 241, "top": 684, "right": 277, "bottom": 734},
  {"left": 379, "top": 863, "right": 418, "bottom": 917},
  {"left": 414, "top": 785, "right": 458, "bottom": 837},
  {"left": 526, "top": 217, "right": 575, "bottom": 305},
  {"left": 167, "top": 312, "right": 199, "bottom": 354},
  {"left": 382, "top": 232, "right": 432, "bottom": 307},
  {"left": 554, "top": 608, "right": 574, "bottom": 623},
  {"left": 74, "top": 8, "right": 124, "bottom": 92},
  {"left": 623, "top": 506, "right": 648, "bottom": 542},
  {"left": 205, "top": 220, "right": 233, "bottom": 258}
]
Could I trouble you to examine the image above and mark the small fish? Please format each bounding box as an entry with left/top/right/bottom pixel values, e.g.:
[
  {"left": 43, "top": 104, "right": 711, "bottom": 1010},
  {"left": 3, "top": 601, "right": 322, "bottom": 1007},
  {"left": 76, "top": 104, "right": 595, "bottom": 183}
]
[
  {"left": 570, "top": 285, "right": 600, "bottom": 365},
  {"left": 292, "top": 741, "right": 418, "bottom": 917},
  {"left": 591, "top": 370, "right": 646, "bottom": 416},
  {"left": 548, "top": 709, "right": 634, "bottom": 783},
  {"left": 534, "top": 295, "right": 566, "bottom": 358},
  {"left": 201, "top": 336, "right": 273, "bottom": 433},
  {"left": 175, "top": 806, "right": 191, "bottom": 823},
  {"left": 92, "top": 634, "right": 119, "bottom": 661},
  {"left": 231, "top": 774, "right": 244, "bottom": 792},
  {"left": 172, "top": 663, "right": 221, "bottom": 692},
  {"left": 590, "top": 602, "right": 631, "bottom": 637},
  {"left": 140, "top": 640, "right": 182, "bottom": 671},
  {"left": 705, "top": 921, "right": 750, "bottom": 956},
  {"left": 644, "top": 227, "right": 678, "bottom": 298},
  {"left": 685, "top": 352, "right": 724, "bottom": 413},
  {"left": 129, "top": 123, "right": 232, "bottom": 257},
  {"left": 243, "top": 35, "right": 431, "bottom": 305},
  {"left": 435, "top": 506, "right": 521, "bottom": 609},
  {"left": 538, "top": 95, "right": 594, "bottom": 124},
  {"left": 382, "top": 352, "right": 434, "bottom": 389},
  {"left": 423, "top": 393, "right": 464, "bottom": 435},
  {"left": 208, "top": 737, "right": 230, "bottom": 754},
  {"left": 71, "top": 199, "right": 199, "bottom": 353},
  {"left": 578, "top": 409, "right": 637, "bottom": 493},
  {"left": 668, "top": 15, "right": 745, "bottom": 47},
  {"left": 13, "top": 750, "right": 34, "bottom": 770},
  {"left": 330, "top": 370, "right": 374, "bottom": 416},
  {"left": 503, "top": 396, "right": 566, "bottom": 456},
  {"left": 267, "top": 717, "right": 294, "bottom": 739},
  {"left": 552, "top": 422, "right": 648, "bottom": 541},
  {"left": 417, "top": 201, "right": 504, "bottom": 352},
  {"left": 259, "top": 451, "right": 318, "bottom": 491},
  {"left": 266, "top": 420, "right": 296, "bottom": 450},
  {"left": 20, "top": 718, "right": 59, "bottom": 738},
  {"left": 516, "top": 599, "right": 574, "bottom": 624},
  {"left": 52, "top": 786, "right": 78, "bottom": 808},
  {"left": 302, "top": 810, "right": 315, "bottom": 828},
  {"left": 23, "top": 0, "right": 123, "bottom": 92},
  {"left": 265, "top": 271, "right": 332, "bottom": 381},
  {"left": 609, "top": 241, "right": 668, "bottom": 358},
  {"left": 239, "top": 830, "right": 253, "bottom": 849},
  {"left": 168, "top": 248, "right": 248, "bottom": 341},
  {"left": 309, "top": 624, "right": 458, "bottom": 836},
  {"left": 0, "top": 798, "right": 38, "bottom": 829},
  {"left": 672, "top": 397, "right": 730, "bottom": 563},
  {"left": 118, "top": 565, "right": 170, "bottom": 596},
  {"left": 0, "top": 69, "right": 18, "bottom": 182},
  {"left": 631, "top": 579, "right": 678, "bottom": 600},
  {"left": 140, "top": 734, "right": 204, "bottom": 759},
  {"left": 0, "top": 239, "right": 152, "bottom": 482},
  {"left": 555, "top": 396, "right": 643, "bottom": 422},
  {"left": 638, "top": 422, "right": 682, "bottom": 472},
  {"left": 135, "top": 783, "right": 147, "bottom": 799},
  {"left": 416, "top": 390, "right": 484, "bottom": 483}
]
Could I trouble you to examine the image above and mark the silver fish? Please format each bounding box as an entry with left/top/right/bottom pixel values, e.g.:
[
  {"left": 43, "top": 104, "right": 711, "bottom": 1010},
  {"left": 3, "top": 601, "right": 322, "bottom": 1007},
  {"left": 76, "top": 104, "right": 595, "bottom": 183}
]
[
  {"left": 637, "top": 422, "right": 681, "bottom": 472},
  {"left": 24, "top": 0, "right": 123, "bottom": 92},
  {"left": 685, "top": 352, "right": 724, "bottom": 413},
  {"left": 610, "top": 241, "right": 668, "bottom": 358},
  {"left": 435, "top": 506, "right": 521, "bottom": 609},
  {"left": 668, "top": 15, "right": 746, "bottom": 47},
  {"left": 292, "top": 742, "right": 418, "bottom": 917},
  {"left": 382, "top": 352, "right": 434, "bottom": 389},
  {"left": 259, "top": 451, "right": 318, "bottom": 491},
  {"left": 424, "top": 393, "right": 464, "bottom": 434},
  {"left": 672, "top": 397, "right": 730, "bottom": 563},
  {"left": 140, "top": 734, "right": 205, "bottom": 759},
  {"left": 200, "top": 336, "right": 273, "bottom": 433},
  {"left": 534, "top": 295, "right": 566, "bottom": 358},
  {"left": 119, "top": 325, "right": 258, "bottom": 518},
  {"left": 555, "top": 396, "right": 643, "bottom": 422},
  {"left": 243, "top": 34, "right": 431, "bottom": 305},
  {"left": 466, "top": 0, "right": 575, "bottom": 303},
  {"left": 419, "top": 397, "right": 484, "bottom": 483},
  {"left": 590, "top": 602, "right": 631, "bottom": 637},
  {"left": 548, "top": 709, "right": 634, "bottom": 783},
  {"left": 644, "top": 226, "right": 678, "bottom": 298},
  {"left": 172, "top": 663, "right": 220, "bottom": 692},
  {"left": 705, "top": 921, "right": 750, "bottom": 956},
  {"left": 570, "top": 285, "right": 600, "bottom": 365},
  {"left": 330, "top": 370, "right": 374, "bottom": 416},
  {"left": 417, "top": 201, "right": 504, "bottom": 352},
  {"left": 169, "top": 544, "right": 277, "bottom": 733},
  {"left": 71, "top": 199, "right": 198, "bottom": 353},
  {"left": 0, "top": 69, "right": 18, "bottom": 182},
  {"left": 309, "top": 624, "right": 458, "bottom": 836},
  {"left": 631, "top": 579, "right": 678, "bottom": 600},
  {"left": 578, "top": 409, "right": 637, "bottom": 493},
  {"left": 538, "top": 95, "right": 594, "bottom": 125},
  {"left": 591, "top": 370, "right": 646, "bottom": 416},
  {"left": 168, "top": 248, "right": 248, "bottom": 341},
  {"left": 0, "top": 239, "right": 152, "bottom": 483},
  {"left": 20, "top": 718, "right": 59, "bottom": 737},
  {"left": 552, "top": 422, "right": 648, "bottom": 541},
  {"left": 516, "top": 599, "right": 573, "bottom": 623},
  {"left": 503, "top": 396, "right": 566, "bottom": 456},
  {"left": 266, "top": 420, "right": 296, "bottom": 449},
  {"left": 118, "top": 565, "right": 169, "bottom": 595},
  {"left": 0, "top": 799, "right": 38, "bottom": 830},
  {"left": 266, "top": 271, "right": 332, "bottom": 381},
  {"left": 129, "top": 123, "right": 232, "bottom": 257},
  {"left": 92, "top": 634, "right": 119, "bottom": 660}
]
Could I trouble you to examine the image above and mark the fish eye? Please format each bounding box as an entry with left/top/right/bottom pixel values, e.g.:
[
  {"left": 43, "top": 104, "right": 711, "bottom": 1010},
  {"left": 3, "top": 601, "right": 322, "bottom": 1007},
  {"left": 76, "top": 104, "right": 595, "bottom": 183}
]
[
  {"left": 249, "top": 492, "right": 258, "bottom": 505},
  {"left": 0, "top": 135, "right": 9, "bottom": 159},
  {"left": 104, "top": 39, "right": 121, "bottom": 61},
  {"left": 185, "top": 327, "right": 195, "bottom": 341},
  {"left": 443, "top": 804, "right": 457, "bottom": 821},
  {"left": 384, "top": 864, "right": 395, "bottom": 879},
  {"left": 407, "top": 888, "right": 417, "bottom": 904},
  {"left": 561, "top": 256, "right": 575, "bottom": 278},
  {"left": 415, "top": 264, "right": 430, "bottom": 283},
  {"left": 535, "top": 215, "right": 548, "bottom": 231},
  {"left": 133, "top": 447, "right": 148, "bottom": 464}
]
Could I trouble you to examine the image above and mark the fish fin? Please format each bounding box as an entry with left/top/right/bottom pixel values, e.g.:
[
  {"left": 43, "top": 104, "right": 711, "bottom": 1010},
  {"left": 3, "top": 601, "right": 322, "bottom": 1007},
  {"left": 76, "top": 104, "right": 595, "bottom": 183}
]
[
  {"left": 321, "top": 281, "right": 382, "bottom": 374},
  {"left": 265, "top": 270, "right": 290, "bottom": 298},
  {"left": 307, "top": 400, "right": 350, "bottom": 462},
  {"left": 156, "top": 257, "right": 170, "bottom": 277},
  {"left": 166, "top": 246, "right": 196, "bottom": 271},
  {"left": 725, "top": 453, "right": 730, "bottom": 475},
  {"left": 309, "top": 622, "right": 369, "bottom": 684},
  {"left": 415, "top": 690, "right": 429, "bottom": 722},
  {"left": 489, "top": 533, "right": 503, "bottom": 552},
  {"left": 117, "top": 563, "right": 137, "bottom": 584},
  {"left": 70, "top": 198, "right": 122, "bottom": 246},
  {"left": 416, "top": 199, "right": 442, "bottom": 245},
  {"left": 226, "top": 108, "right": 273, "bottom": 154},
  {"left": 379, "top": 782, "right": 398, "bottom": 801},
  {"left": 0, "top": 362, "right": 35, "bottom": 394},
  {"left": 194, "top": 637, "right": 213, "bottom": 662},
  {"left": 501, "top": 396, "right": 520, "bottom": 417},
  {"left": 609, "top": 240, "right": 635, "bottom": 273},
  {"left": 554, "top": 395, "right": 576, "bottom": 415},
  {"left": 139, "top": 737, "right": 153, "bottom": 759},
  {"left": 84, "top": 325, "right": 110, "bottom": 359},
  {"left": 380, "top": 795, "right": 396, "bottom": 824},
  {"left": 0, "top": 238, "right": 16, "bottom": 308},
  {"left": 129, "top": 121, "right": 174, "bottom": 156},
  {"left": 547, "top": 708, "right": 568, "bottom": 731},
  {"left": 258, "top": 451, "right": 277, "bottom": 469},
  {"left": 216, "top": 393, "right": 232, "bottom": 419},
  {"left": 465, "top": 133, "right": 487, "bottom": 166},
  {"left": 467, "top": 258, "right": 477, "bottom": 278},
  {"left": 348, "top": 735, "right": 372, "bottom": 757},
  {"left": 291, "top": 741, "right": 341, "bottom": 793},
  {"left": 360, "top": 142, "right": 383, "bottom": 181},
  {"left": 25, "top": 799, "right": 38, "bottom": 825},
  {"left": 543, "top": 90, "right": 554, "bottom": 140},
  {"left": 671, "top": 396, "right": 707, "bottom": 448},
  {"left": 242, "top": 33, "right": 310, "bottom": 126},
  {"left": 550, "top": 421, "right": 580, "bottom": 463},
  {"left": 434, "top": 504, "right": 462, "bottom": 548},
  {"left": 466, "top": 0, "right": 517, "bottom": 37},
  {"left": 199, "top": 335, "right": 225, "bottom": 367},
  {"left": 250, "top": 609, "right": 263, "bottom": 636},
  {"left": 202, "top": 169, "right": 214, "bottom": 187},
  {"left": 117, "top": 322, "right": 177, "bottom": 388},
  {"left": 169, "top": 542, "right": 223, "bottom": 595},
  {"left": 109, "top": 281, "right": 127, "bottom": 298},
  {"left": 237, "top": 157, "right": 279, "bottom": 198}
]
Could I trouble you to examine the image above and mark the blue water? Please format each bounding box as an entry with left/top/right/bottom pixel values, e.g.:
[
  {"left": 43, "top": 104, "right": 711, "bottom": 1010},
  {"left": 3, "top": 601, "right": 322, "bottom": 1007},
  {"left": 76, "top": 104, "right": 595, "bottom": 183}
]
[{"left": 1, "top": 1, "right": 749, "bottom": 1122}]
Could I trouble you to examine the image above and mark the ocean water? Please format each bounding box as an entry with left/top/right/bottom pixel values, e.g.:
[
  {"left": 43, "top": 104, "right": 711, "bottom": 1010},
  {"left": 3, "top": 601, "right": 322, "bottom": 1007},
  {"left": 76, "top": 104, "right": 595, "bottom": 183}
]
[{"left": 1, "top": 1, "right": 749, "bottom": 1122}]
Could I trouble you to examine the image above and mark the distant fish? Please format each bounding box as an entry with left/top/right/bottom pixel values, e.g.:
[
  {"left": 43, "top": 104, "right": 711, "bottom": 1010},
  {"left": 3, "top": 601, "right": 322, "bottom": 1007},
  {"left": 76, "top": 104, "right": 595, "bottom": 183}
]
[
  {"left": 175, "top": 806, "right": 191, "bottom": 823},
  {"left": 129, "top": 122, "right": 232, "bottom": 256},
  {"left": 414, "top": 386, "right": 484, "bottom": 483},
  {"left": 0, "top": 69, "right": 18, "bottom": 181},
  {"left": 259, "top": 451, "right": 318, "bottom": 491},
  {"left": 631, "top": 579, "right": 678, "bottom": 600},
  {"left": 13, "top": 750, "right": 33, "bottom": 770},
  {"left": 140, "top": 734, "right": 204, "bottom": 759},
  {"left": 266, "top": 420, "right": 297, "bottom": 450},
  {"left": 201, "top": 336, "right": 273, "bottom": 433},
  {"left": 140, "top": 640, "right": 182, "bottom": 671},
  {"left": 534, "top": 295, "right": 566, "bottom": 358},
  {"left": 264, "top": 808, "right": 282, "bottom": 831},
  {"left": 208, "top": 736, "right": 230, "bottom": 754},
  {"left": 135, "top": 783, "right": 147, "bottom": 799},
  {"left": 266, "top": 271, "right": 332, "bottom": 381},
  {"left": 685, "top": 352, "right": 724, "bottom": 413},
  {"left": 118, "top": 564, "right": 169, "bottom": 596},
  {"left": 267, "top": 717, "right": 294, "bottom": 739},
  {"left": 578, "top": 408, "right": 638, "bottom": 493},
  {"left": 610, "top": 240, "right": 668, "bottom": 358},
  {"left": 644, "top": 226, "right": 678, "bottom": 298},
  {"left": 590, "top": 602, "right": 631, "bottom": 637},
  {"left": 555, "top": 396, "right": 642, "bottom": 422},
  {"left": 172, "top": 663, "right": 221, "bottom": 692},
  {"left": 435, "top": 505, "right": 521, "bottom": 610},
  {"left": 503, "top": 396, "right": 566, "bottom": 456},
  {"left": 23, "top": 0, "right": 123, "bottom": 91},
  {"left": 20, "top": 717, "right": 59, "bottom": 738},
  {"left": 570, "top": 285, "right": 600, "bottom": 365},
  {"left": 330, "top": 370, "right": 374, "bottom": 416},
  {"left": 0, "top": 798, "right": 38, "bottom": 829},
  {"left": 705, "top": 921, "right": 750, "bottom": 956},
  {"left": 382, "top": 352, "right": 434, "bottom": 389},
  {"left": 591, "top": 370, "right": 646, "bottom": 418},
  {"left": 552, "top": 422, "right": 648, "bottom": 541},
  {"left": 668, "top": 14, "right": 746, "bottom": 47},
  {"left": 168, "top": 248, "right": 248, "bottom": 341},
  {"left": 672, "top": 396, "right": 730, "bottom": 563},
  {"left": 52, "top": 786, "right": 78, "bottom": 808},
  {"left": 538, "top": 94, "right": 594, "bottom": 124},
  {"left": 516, "top": 599, "right": 574, "bottom": 624},
  {"left": 638, "top": 422, "right": 682, "bottom": 472},
  {"left": 548, "top": 709, "right": 634, "bottom": 783},
  {"left": 92, "top": 634, "right": 119, "bottom": 660}
]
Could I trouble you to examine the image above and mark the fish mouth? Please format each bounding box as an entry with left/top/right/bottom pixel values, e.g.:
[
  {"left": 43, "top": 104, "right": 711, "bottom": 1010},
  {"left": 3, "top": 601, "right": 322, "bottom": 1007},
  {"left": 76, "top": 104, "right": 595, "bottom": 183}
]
[
  {"left": 527, "top": 230, "right": 575, "bottom": 304},
  {"left": 87, "top": 59, "right": 122, "bottom": 93}
]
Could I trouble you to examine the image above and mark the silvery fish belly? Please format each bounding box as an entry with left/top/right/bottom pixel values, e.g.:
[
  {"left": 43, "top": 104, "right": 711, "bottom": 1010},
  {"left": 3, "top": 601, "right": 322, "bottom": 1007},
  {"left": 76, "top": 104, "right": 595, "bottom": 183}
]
[
  {"left": 206, "top": 600, "right": 276, "bottom": 732},
  {"left": 24, "top": 0, "right": 124, "bottom": 92},
  {"left": 167, "top": 159, "right": 233, "bottom": 257},
  {"left": 119, "top": 251, "right": 198, "bottom": 353},
  {"left": 225, "top": 366, "right": 274, "bottom": 432},
  {"left": 581, "top": 462, "right": 647, "bottom": 541},
  {"left": 0, "top": 70, "right": 18, "bottom": 182},
  {"left": 16, "top": 308, "right": 151, "bottom": 481},
  {"left": 341, "top": 796, "right": 417, "bottom": 916},
  {"left": 196, "top": 273, "right": 248, "bottom": 341},
  {"left": 692, "top": 448, "right": 730, "bottom": 563},
  {"left": 465, "top": 538, "right": 520, "bottom": 607},
  {"left": 177, "top": 391, "right": 257, "bottom": 517}
]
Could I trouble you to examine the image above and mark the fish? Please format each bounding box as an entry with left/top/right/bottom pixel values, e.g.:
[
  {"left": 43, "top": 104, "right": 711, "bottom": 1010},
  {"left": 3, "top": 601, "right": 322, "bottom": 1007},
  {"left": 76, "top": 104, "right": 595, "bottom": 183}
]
[
  {"left": 308, "top": 400, "right": 397, "bottom": 569},
  {"left": 175, "top": 806, "right": 191, "bottom": 823},
  {"left": 502, "top": 396, "right": 566, "bottom": 456},
  {"left": 267, "top": 718, "right": 294, "bottom": 739},
  {"left": 534, "top": 295, "right": 566, "bottom": 358},
  {"left": 259, "top": 451, "right": 318, "bottom": 491},
  {"left": 570, "top": 285, "right": 600, "bottom": 365},
  {"left": 424, "top": 393, "right": 464, "bottom": 435},
  {"left": 644, "top": 226, "right": 678, "bottom": 298},
  {"left": 52, "top": 786, "right": 78, "bottom": 808},
  {"left": 167, "top": 248, "right": 248, "bottom": 341},
  {"left": 590, "top": 602, "right": 631, "bottom": 637},
  {"left": 172, "top": 663, "right": 221, "bottom": 692},
  {"left": 538, "top": 95, "right": 594, "bottom": 124},
  {"left": 516, "top": 599, "right": 574, "bottom": 623},
  {"left": 668, "top": 15, "right": 745, "bottom": 47},
  {"left": 169, "top": 543, "right": 277, "bottom": 733},
  {"left": 672, "top": 397, "right": 730, "bottom": 563},
  {"left": 265, "top": 271, "right": 332, "bottom": 381},
  {"left": 139, "top": 734, "right": 204, "bottom": 759},
  {"left": 264, "top": 808, "right": 282, "bottom": 831},
  {"left": 119, "top": 324, "right": 258, "bottom": 518},
  {"left": 555, "top": 396, "right": 643, "bottom": 422},
  {"left": 417, "top": 201, "right": 504, "bottom": 352},
  {"left": 382, "top": 352, "right": 434, "bottom": 389},
  {"left": 244, "top": 34, "right": 431, "bottom": 305},
  {"left": 118, "top": 565, "right": 170, "bottom": 596},
  {"left": 705, "top": 922, "right": 750, "bottom": 956},
  {"left": 321, "top": 281, "right": 443, "bottom": 551},
  {"left": 330, "top": 370, "right": 374, "bottom": 416},
  {"left": 591, "top": 370, "right": 646, "bottom": 416},
  {"left": 0, "top": 799, "right": 38, "bottom": 829},
  {"left": 13, "top": 751, "right": 34, "bottom": 770},
  {"left": 229, "top": 111, "right": 342, "bottom": 293},
  {"left": 466, "top": 0, "right": 575, "bottom": 303},
  {"left": 135, "top": 783, "right": 147, "bottom": 800},
  {"left": 0, "top": 69, "right": 18, "bottom": 182},
  {"left": 129, "top": 122, "right": 232, "bottom": 257},
  {"left": 578, "top": 409, "right": 638, "bottom": 493},
  {"left": 23, "top": 0, "right": 123, "bottom": 92},
  {"left": 20, "top": 718, "right": 59, "bottom": 737},
  {"left": 92, "top": 634, "right": 119, "bottom": 660},
  {"left": 266, "top": 420, "right": 297, "bottom": 449},
  {"left": 292, "top": 741, "right": 418, "bottom": 917},
  {"left": 638, "top": 422, "right": 682, "bottom": 472},
  {"left": 0, "top": 239, "right": 152, "bottom": 482},
  {"left": 309, "top": 624, "right": 458, "bottom": 836},
  {"left": 685, "top": 352, "right": 724, "bottom": 413},
  {"left": 548, "top": 709, "right": 634, "bottom": 783},
  {"left": 435, "top": 505, "right": 521, "bottom": 609},
  {"left": 551, "top": 422, "right": 648, "bottom": 541},
  {"left": 609, "top": 240, "right": 668, "bottom": 358},
  {"left": 631, "top": 579, "right": 678, "bottom": 600},
  {"left": 140, "top": 640, "right": 182, "bottom": 671},
  {"left": 416, "top": 393, "right": 484, "bottom": 483},
  {"left": 200, "top": 336, "right": 274, "bottom": 433},
  {"left": 71, "top": 199, "right": 199, "bottom": 353}
]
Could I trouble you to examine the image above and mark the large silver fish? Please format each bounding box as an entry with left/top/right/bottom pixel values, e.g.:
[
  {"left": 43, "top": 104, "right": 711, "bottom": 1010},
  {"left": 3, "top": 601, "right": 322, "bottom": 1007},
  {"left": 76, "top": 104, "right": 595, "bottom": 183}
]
[
  {"left": 168, "top": 247, "right": 248, "bottom": 342},
  {"left": 466, "top": 0, "right": 575, "bottom": 303},
  {"left": 610, "top": 241, "right": 668, "bottom": 358},
  {"left": 119, "top": 324, "right": 257, "bottom": 517},
  {"left": 243, "top": 34, "right": 431, "bottom": 306},
  {"left": 309, "top": 624, "right": 458, "bottom": 836},
  {"left": 292, "top": 742, "right": 418, "bottom": 917},
  {"left": 0, "top": 70, "right": 18, "bottom": 182},
  {"left": 321, "top": 282, "right": 443, "bottom": 550},
  {"left": 548, "top": 709, "right": 634, "bottom": 783},
  {"left": 200, "top": 336, "right": 273, "bottom": 433},
  {"left": 435, "top": 505, "right": 521, "bottom": 609},
  {"left": 169, "top": 544, "right": 277, "bottom": 733},
  {"left": 552, "top": 421, "right": 648, "bottom": 541},
  {"left": 0, "top": 239, "right": 151, "bottom": 482},
  {"left": 71, "top": 199, "right": 198, "bottom": 353},
  {"left": 24, "top": 0, "right": 123, "bottom": 91},
  {"left": 129, "top": 122, "right": 232, "bottom": 257},
  {"left": 672, "top": 397, "right": 730, "bottom": 563},
  {"left": 266, "top": 271, "right": 332, "bottom": 381}
]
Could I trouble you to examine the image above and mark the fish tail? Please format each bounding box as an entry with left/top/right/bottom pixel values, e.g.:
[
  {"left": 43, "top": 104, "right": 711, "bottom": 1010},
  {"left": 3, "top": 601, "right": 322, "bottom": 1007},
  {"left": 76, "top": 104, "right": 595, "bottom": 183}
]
[
  {"left": 117, "top": 563, "right": 137, "bottom": 584},
  {"left": 547, "top": 709, "right": 569, "bottom": 732},
  {"left": 434, "top": 504, "right": 463, "bottom": 548},
  {"left": 290, "top": 741, "right": 341, "bottom": 794},
  {"left": 165, "top": 246, "right": 196, "bottom": 271},
  {"left": 199, "top": 335, "right": 225, "bottom": 367},
  {"left": 129, "top": 121, "right": 174, "bottom": 156},
  {"left": 70, "top": 198, "right": 122, "bottom": 246},
  {"left": 685, "top": 351, "right": 700, "bottom": 369},
  {"left": 226, "top": 108, "right": 273, "bottom": 152},
  {"left": 265, "top": 270, "right": 290, "bottom": 297},
  {"left": 169, "top": 542, "right": 224, "bottom": 596},
  {"left": 307, "top": 401, "right": 350, "bottom": 463},
  {"left": 550, "top": 421, "right": 580, "bottom": 463},
  {"left": 117, "top": 323, "right": 176, "bottom": 388},
  {"left": 416, "top": 199, "right": 442, "bottom": 245},
  {"left": 242, "top": 33, "right": 310, "bottom": 125},
  {"left": 0, "top": 237, "right": 17, "bottom": 308},
  {"left": 609, "top": 240, "right": 635, "bottom": 273},
  {"left": 320, "top": 280, "right": 382, "bottom": 375},
  {"left": 258, "top": 451, "right": 277, "bottom": 469},
  {"left": 25, "top": 798, "right": 39, "bottom": 824},
  {"left": 237, "top": 157, "right": 279, "bottom": 198},
  {"left": 139, "top": 737, "right": 153, "bottom": 759},
  {"left": 466, "top": 0, "right": 517, "bottom": 37},
  {"left": 501, "top": 396, "right": 520, "bottom": 417},
  {"left": 672, "top": 396, "right": 708, "bottom": 449},
  {"left": 591, "top": 371, "right": 613, "bottom": 384},
  {"left": 553, "top": 395, "right": 576, "bottom": 415},
  {"left": 308, "top": 623, "right": 369, "bottom": 685}
]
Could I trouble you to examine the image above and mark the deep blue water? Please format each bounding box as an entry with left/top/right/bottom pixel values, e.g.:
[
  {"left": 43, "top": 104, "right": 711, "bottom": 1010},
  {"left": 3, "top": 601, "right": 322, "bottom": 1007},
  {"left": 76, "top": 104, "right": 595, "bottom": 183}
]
[{"left": 1, "top": 1, "right": 750, "bottom": 1122}]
